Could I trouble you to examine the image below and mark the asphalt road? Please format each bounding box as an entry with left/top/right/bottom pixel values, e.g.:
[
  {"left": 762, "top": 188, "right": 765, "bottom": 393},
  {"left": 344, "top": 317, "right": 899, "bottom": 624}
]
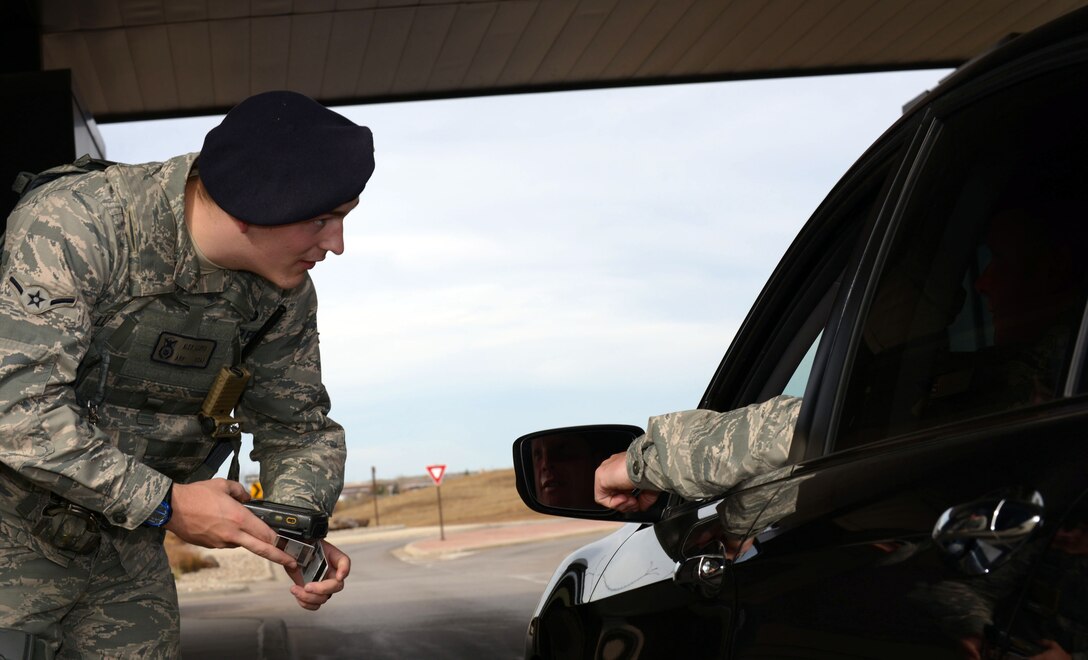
[{"left": 179, "top": 531, "right": 606, "bottom": 659}]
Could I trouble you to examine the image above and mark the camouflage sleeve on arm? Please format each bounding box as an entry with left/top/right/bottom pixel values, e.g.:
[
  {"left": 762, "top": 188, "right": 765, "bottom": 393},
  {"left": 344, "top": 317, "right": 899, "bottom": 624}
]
[
  {"left": 626, "top": 395, "right": 802, "bottom": 500},
  {"left": 239, "top": 278, "right": 346, "bottom": 515},
  {"left": 0, "top": 187, "right": 171, "bottom": 529}
]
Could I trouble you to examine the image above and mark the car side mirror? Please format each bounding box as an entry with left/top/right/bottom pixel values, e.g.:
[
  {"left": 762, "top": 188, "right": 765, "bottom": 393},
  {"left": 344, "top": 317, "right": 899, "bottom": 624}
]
[{"left": 512, "top": 425, "right": 665, "bottom": 523}]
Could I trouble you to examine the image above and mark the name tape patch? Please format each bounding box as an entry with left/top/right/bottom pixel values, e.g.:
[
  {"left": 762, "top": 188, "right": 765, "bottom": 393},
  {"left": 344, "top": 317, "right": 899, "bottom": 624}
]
[{"left": 150, "top": 332, "right": 217, "bottom": 369}]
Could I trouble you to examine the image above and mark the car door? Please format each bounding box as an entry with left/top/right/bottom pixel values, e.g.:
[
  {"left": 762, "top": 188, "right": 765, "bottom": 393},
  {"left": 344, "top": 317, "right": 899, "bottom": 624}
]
[{"left": 712, "top": 37, "right": 1088, "bottom": 659}]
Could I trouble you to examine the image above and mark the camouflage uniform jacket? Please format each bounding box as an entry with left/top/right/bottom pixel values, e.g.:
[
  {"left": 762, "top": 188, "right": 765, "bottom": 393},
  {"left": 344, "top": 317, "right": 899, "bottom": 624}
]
[
  {"left": 0, "top": 153, "right": 346, "bottom": 568},
  {"left": 626, "top": 395, "right": 801, "bottom": 500}
]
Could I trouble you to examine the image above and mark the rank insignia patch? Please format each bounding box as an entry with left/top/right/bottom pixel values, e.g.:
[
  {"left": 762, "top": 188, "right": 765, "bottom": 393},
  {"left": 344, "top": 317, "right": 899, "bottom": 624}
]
[{"left": 8, "top": 277, "right": 77, "bottom": 315}]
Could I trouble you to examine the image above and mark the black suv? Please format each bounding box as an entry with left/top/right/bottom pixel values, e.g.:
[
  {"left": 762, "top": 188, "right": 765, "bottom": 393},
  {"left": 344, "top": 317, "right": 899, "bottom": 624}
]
[{"left": 512, "top": 7, "right": 1088, "bottom": 659}]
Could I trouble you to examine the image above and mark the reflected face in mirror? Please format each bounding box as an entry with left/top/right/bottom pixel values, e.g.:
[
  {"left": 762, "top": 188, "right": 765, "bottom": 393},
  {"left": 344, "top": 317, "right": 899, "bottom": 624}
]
[{"left": 531, "top": 434, "right": 603, "bottom": 509}]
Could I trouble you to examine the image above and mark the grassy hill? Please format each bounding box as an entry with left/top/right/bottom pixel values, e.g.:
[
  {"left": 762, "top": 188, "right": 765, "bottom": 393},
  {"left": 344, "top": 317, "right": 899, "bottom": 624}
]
[{"left": 333, "top": 468, "right": 550, "bottom": 528}]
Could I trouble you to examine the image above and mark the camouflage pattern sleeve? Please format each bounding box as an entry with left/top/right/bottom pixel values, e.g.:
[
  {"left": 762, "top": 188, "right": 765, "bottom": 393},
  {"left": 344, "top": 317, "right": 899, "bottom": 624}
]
[
  {"left": 625, "top": 395, "right": 802, "bottom": 500},
  {"left": 0, "top": 184, "right": 171, "bottom": 529},
  {"left": 238, "top": 277, "right": 346, "bottom": 515}
]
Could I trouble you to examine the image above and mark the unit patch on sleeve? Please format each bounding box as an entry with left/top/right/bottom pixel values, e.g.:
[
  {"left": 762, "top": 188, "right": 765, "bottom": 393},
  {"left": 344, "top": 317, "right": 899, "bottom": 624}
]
[
  {"left": 8, "top": 277, "right": 77, "bottom": 315},
  {"left": 151, "top": 332, "right": 217, "bottom": 368}
]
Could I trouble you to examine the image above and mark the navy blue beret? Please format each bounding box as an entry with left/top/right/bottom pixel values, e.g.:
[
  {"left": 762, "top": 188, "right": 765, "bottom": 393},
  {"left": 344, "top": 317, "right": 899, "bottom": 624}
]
[{"left": 200, "top": 91, "right": 375, "bottom": 226}]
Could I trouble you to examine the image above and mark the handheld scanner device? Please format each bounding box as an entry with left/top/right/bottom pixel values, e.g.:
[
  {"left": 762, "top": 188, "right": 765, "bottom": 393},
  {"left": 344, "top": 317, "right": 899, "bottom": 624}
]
[{"left": 243, "top": 500, "right": 330, "bottom": 583}]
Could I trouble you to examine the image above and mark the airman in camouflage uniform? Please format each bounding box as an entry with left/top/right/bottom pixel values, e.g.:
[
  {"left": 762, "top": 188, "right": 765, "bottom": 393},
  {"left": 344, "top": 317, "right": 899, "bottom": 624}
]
[
  {"left": 595, "top": 395, "right": 801, "bottom": 511},
  {"left": 0, "top": 91, "right": 375, "bottom": 657}
]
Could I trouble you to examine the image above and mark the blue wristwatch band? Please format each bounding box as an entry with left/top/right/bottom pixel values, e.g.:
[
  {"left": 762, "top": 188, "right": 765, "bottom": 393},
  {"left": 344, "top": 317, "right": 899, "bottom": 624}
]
[{"left": 142, "top": 482, "right": 173, "bottom": 527}]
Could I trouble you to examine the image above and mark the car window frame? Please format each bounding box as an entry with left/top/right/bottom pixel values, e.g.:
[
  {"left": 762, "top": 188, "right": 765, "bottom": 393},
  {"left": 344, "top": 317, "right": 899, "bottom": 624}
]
[{"left": 693, "top": 117, "right": 927, "bottom": 475}]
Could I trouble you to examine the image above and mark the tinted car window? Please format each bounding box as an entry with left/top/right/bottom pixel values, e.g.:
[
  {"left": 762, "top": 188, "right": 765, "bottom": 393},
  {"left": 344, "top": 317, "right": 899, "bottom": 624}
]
[
  {"left": 837, "top": 66, "right": 1088, "bottom": 450},
  {"left": 706, "top": 146, "right": 913, "bottom": 466}
]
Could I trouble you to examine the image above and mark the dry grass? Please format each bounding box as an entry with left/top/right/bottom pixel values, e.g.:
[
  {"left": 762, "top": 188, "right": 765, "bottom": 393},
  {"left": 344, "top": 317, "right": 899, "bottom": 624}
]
[
  {"left": 164, "top": 531, "right": 218, "bottom": 577},
  {"left": 165, "top": 468, "right": 545, "bottom": 574},
  {"left": 334, "top": 468, "right": 549, "bottom": 528}
]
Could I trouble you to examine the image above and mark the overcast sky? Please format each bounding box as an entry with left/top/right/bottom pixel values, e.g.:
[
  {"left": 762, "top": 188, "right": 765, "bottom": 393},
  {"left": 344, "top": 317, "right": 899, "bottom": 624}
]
[{"left": 99, "top": 69, "right": 948, "bottom": 485}]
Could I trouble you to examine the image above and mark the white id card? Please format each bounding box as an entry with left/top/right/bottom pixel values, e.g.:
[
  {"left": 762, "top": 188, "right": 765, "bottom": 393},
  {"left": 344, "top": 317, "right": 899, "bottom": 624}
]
[{"left": 275, "top": 535, "right": 329, "bottom": 584}]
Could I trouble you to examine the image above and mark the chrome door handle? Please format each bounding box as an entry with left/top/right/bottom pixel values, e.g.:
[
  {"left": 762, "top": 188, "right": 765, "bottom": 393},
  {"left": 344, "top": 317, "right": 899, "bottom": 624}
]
[
  {"left": 674, "top": 552, "right": 726, "bottom": 598},
  {"left": 933, "top": 491, "right": 1044, "bottom": 575}
]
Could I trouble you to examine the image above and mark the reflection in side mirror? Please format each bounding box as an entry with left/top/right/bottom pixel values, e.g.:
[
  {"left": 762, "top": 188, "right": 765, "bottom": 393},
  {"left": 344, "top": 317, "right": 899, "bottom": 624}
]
[{"left": 513, "top": 425, "right": 651, "bottom": 521}]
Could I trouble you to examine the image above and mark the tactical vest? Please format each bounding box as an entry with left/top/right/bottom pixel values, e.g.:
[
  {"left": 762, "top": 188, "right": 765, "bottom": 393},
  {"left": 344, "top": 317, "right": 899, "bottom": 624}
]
[
  {"left": 75, "top": 294, "right": 243, "bottom": 482},
  {"left": 12, "top": 156, "right": 279, "bottom": 483}
]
